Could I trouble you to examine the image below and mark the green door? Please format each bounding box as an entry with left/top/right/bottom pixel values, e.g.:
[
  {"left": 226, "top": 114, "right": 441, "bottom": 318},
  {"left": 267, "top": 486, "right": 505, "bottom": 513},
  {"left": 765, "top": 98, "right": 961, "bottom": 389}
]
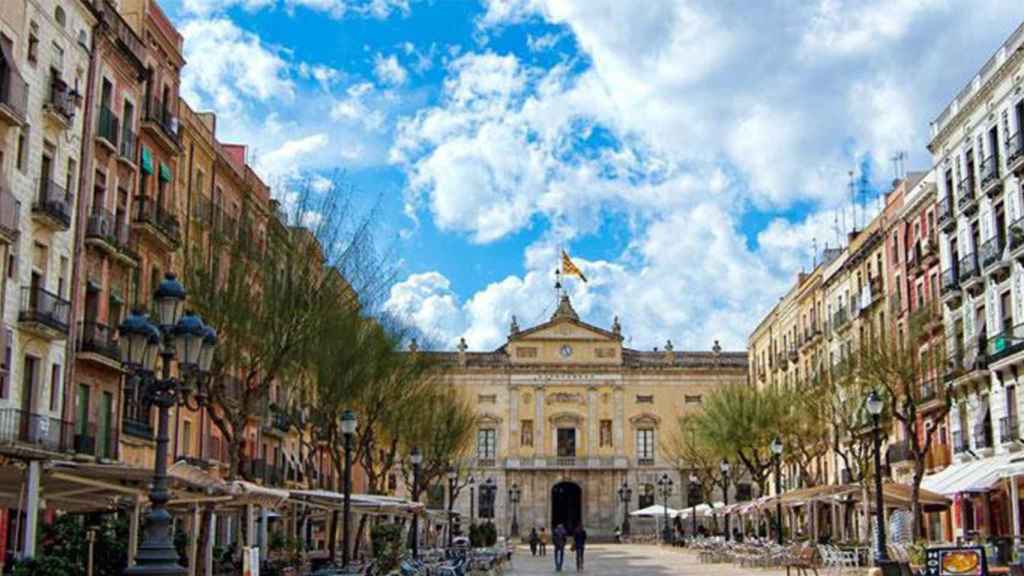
[
  {"left": 99, "top": 391, "right": 113, "bottom": 459},
  {"left": 76, "top": 384, "right": 89, "bottom": 436}
]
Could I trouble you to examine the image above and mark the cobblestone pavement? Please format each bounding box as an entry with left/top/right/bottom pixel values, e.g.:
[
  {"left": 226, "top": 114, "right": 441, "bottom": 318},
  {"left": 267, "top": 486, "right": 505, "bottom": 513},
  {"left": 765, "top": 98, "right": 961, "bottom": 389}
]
[{"left": 506, "top": 544, "right": 790, "bottom": 575}]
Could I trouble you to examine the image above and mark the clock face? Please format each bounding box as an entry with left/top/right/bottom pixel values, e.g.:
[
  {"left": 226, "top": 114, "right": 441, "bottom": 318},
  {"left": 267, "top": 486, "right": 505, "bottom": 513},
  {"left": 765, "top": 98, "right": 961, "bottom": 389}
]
[{"left": 560, "top": 344, "right": 573, "bottom": 358}]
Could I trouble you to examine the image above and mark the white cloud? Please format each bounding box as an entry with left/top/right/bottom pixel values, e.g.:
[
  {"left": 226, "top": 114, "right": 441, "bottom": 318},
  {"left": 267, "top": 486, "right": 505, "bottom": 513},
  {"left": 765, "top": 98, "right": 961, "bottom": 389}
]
[
  {"left": 526, "top": 32, "right": 564, "bottom": 52},
  {"left": 799, "top": 0, "right": 945, "bottom": 58},
  {"left": 373, "top": 53, "right": 409, "bottom": 86},
  {"left": 256, "top": 133, "right": 330, "bottom": 178},
  {"left": 181, "top": 0, "right": 409, "bottom": 18}
]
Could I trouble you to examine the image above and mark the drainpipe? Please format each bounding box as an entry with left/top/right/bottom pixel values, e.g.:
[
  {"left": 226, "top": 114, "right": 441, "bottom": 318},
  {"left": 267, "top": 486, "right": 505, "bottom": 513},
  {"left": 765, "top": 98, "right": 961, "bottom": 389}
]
[{"left": 63, "top": 9, "right": 101, "bottom": 431}]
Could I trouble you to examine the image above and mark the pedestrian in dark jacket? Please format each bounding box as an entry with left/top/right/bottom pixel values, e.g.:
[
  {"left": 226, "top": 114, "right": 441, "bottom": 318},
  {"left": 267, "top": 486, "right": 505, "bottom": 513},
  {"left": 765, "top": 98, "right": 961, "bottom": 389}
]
[
  {"left": 529, "top": 527, "right": 539, "bottom": 556},
  {"left": 553, "top": 524, "right": 568, "bottom": 571},
  {"left": 573, "top": 524, "right": 587, "bottom": 571}
]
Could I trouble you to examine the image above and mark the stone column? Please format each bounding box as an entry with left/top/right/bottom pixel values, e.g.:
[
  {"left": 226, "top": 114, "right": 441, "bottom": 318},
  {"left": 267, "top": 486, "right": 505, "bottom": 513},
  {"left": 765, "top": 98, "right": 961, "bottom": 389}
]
[
  {"left": 510, "top": 386, "right": 519, "bottom": 454},
  {"left": 535, "top": 387, "right": 545, "bottom": 458},
  {"left": 587, "top": 386, "right": 597, "bottom": 458}
]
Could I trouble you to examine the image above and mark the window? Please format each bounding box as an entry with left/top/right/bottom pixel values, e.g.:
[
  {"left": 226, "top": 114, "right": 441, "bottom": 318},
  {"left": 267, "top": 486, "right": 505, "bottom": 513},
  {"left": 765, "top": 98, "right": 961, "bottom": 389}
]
[
  {"left": 476, "top": 429, "right": 496, "bottom": 460},
  {"left": 16, "top": 129, "right": 27, "bottom": 172},
  {"left": 636, "top": 429, "right": 655, "bottom": 463},
  {"left": 479, "top": 483, "right": 496, "bottom": 519},
  {"left": 0, "top": 327, "right": 11, "bottom": 398},
  {"left": 684, "top": 395, "right": 702, "bottom": 404},
  {"left": 520, "top": 420, "right": 533, "bottom": 447},
  {"left": 54, "top": 6, "right": 66, "bottom": 28},
  {"left": 599, "top": 420, "right": 612, "bottom": 447},
  {"left": 516, "top": 347, "right": 537, "bottom": 358},
  {"left": 1002, "top": 291, "right": 1013, "bottom": 336},
  {"left": 636, "top": 395, "right": 653, "bottom": 404},
  {"left": 638, "top": 484, "right": 655, "bottom": 509},
  {"left": 49, "top": 363, "right": 61, "bottom": 412}
]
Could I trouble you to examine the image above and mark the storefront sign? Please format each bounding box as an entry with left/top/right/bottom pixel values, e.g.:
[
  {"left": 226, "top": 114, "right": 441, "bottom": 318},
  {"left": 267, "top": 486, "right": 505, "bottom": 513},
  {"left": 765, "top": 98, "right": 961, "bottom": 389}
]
[{"left": 924, "top": 545, "right": 988, "bottom": 576}]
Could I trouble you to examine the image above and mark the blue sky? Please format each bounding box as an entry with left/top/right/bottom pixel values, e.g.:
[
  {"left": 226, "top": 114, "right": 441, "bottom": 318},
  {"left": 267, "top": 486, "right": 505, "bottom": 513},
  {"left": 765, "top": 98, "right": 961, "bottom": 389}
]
[{"left": 165, "top": 0, "right": 1023, "bottom": 351}]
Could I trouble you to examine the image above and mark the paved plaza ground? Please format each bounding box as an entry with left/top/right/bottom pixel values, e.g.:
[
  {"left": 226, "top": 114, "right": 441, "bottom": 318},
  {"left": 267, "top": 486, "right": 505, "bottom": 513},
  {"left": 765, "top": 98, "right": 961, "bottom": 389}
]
[{"left": 506, "top": 544, "right": 791, "bottom": 575}]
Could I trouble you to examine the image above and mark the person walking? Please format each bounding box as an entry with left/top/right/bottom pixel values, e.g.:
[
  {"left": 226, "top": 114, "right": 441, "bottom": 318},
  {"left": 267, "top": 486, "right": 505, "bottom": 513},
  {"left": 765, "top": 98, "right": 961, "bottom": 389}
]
[
  {"left": 553, "top": 524, "right": 568, "bottom": 571},
  {"left": 529, "top": 527, "right": 539, "bottom": 556},
  {"left": 539, "top": 527, "right": 548, "bottom": 556},
  {"left": 573, "top": 524, "right": 587, "bottom": 571}
]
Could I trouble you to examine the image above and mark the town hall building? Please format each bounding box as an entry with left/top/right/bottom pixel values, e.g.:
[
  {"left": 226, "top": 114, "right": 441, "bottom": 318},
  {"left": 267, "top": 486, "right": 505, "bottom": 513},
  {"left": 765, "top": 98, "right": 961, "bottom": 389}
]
[{"left": 432, "top": 293, "right": 748, "bottom": 538}]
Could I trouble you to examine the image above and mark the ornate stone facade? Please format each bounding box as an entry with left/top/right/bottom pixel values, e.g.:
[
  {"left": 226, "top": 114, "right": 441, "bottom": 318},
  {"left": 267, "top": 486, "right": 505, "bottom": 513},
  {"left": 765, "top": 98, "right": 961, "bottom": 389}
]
[{"left": 430, "top": 294, "right": 747, "bottom": 538}]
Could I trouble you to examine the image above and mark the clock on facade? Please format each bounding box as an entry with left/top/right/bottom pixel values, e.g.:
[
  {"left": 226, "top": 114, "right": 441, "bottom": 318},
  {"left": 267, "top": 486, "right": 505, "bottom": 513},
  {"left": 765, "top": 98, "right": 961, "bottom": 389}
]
[{"left": 560, "top": 344, "right": 573, "bottom": 358}]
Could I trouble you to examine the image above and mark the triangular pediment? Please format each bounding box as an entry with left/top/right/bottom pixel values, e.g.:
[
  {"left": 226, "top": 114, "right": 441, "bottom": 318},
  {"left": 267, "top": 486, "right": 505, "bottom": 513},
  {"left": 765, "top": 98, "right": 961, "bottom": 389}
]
[{"left": 513, "top": 317, "right": 621, "bottom": 342}]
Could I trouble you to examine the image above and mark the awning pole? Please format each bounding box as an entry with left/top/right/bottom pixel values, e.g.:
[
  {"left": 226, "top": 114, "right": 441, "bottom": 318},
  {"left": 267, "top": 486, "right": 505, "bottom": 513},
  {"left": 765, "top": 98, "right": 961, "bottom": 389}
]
[
  {"left": 205, "top": 512, "right": 216, "bottom": 576},
  {"left": 23, "top": 461, "right": 41, "bottom": 558},
  {"left": 1011, "top": 477, "right": 1021, "bottom": 540},
  {"left": 128, "top": 500, "right": 141, "bottom": 566},
  {"left": 189, "top": 505, "right": 200, "bottom": 576},
  {"left": 246, "top": 504, "right": 256, "bottom": 548}
]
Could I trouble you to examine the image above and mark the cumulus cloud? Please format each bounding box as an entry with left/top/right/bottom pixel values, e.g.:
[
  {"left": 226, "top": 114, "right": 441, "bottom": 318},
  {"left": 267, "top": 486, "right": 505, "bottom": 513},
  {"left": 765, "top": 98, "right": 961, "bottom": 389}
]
[
  {"left": 182, "top": 0, "right": 409, "bottom": 18},
  {"left": 373, "top": 53, "right": 409, "bottom": 86}
]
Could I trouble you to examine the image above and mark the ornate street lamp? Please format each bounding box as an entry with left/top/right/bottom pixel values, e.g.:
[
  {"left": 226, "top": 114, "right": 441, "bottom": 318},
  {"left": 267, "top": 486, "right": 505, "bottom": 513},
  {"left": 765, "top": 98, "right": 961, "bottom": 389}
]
[
  {"left": 770, "top": 436, "right": 784, "bottom": 545},
  {"left": 447, "top": 466, "right": 457, "bottom": 546},
  {"left": 866, "top": 390, "right": 892, "bottom": 571},
  {"left": 617, "top": 481, "right": 632, "bottom": 537},
  {"left": 341, "top": 409, "right": 357, "bottom": 567},
  {"left": 688, "top": 473, "right": 699, "bottom": 538},
  {"left": 720, "top": 459, "right": 731, "bottom": 541},
  {"left": 410, "top": 447, "right": 423, "bottom": 559},
  {"left": 122, "top": 273, "right": 217, "bottom": 576},
  {"left": 657, "top": 473, "right": 674, "bottom": 543},
  {"left": 469, "top": 476, "right": 476, "bottom": 524},
  {"left": 508, "top": 483, "right": 521, "bottom": 537}
]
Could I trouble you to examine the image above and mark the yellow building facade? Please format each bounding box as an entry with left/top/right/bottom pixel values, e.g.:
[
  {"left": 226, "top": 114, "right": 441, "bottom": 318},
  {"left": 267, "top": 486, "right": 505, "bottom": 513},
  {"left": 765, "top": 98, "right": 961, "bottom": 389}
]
[{"left": 436, "top": 294, "right": 747, "bottom": 538}]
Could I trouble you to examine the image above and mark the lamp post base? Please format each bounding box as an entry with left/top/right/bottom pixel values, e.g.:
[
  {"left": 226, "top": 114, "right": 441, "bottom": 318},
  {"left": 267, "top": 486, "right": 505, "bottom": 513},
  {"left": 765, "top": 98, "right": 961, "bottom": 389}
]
[{"left": 875, "top": 559, "right": 902, "bottom": 576}]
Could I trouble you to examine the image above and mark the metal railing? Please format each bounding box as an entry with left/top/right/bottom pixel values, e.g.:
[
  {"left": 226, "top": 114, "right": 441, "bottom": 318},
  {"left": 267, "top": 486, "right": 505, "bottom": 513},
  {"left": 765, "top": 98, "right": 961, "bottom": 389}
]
[
  {"left": 0, "top": 408, "right": 72, "bottom": 452},
  {"left": 19, "top": 286, "right": 70, "bottom": 333},
  {"left": 0, "top": 186, "right": 18, "bottom": 240},
  {"left": 78, "top": 321, "right": 120, "bottom": 362},
  {"left": 979, "top": 154, "right": 1000, "bottom": 190},
  {"left": 941, "top": 267, "right": 959, "bottom": 294},
  {"left": 980, "top": 236, "right": 1005, "bottom": 269},
  {"left": 122, "top": 417, "right": 153, "bottom": 439},
  {"left": 938, "top": 195, "right": 955, "bottom": 229},
  {"left": 958, "top": 254, "right": 979, "bottom": 282},
  {"left": 133, "top": 196, "right": 180, "bottom": 243},
  {"left": 1000, "top": 415, "right": 1019, "bottom": 444},
  {"left": 957, "top": 177, "right": 977, "bottom": 211},
  {"left": 145, "top": 97, "right": 179, "bottom": 145},
  {"left": 86, "top": 207, "right": 115, "bottom": 243},
  {"left": 1009, "top": 132, "right": 1024, "bottom": 170},
  {"left": 33, "top": 178, "right": 73, "bottom": 228},
  {"left": 119, "top": 125, "right": 136, "bottom": 161},
  {"left": 833, "top": 308, "right": 849, "bottom": 329},
  {"left": 47, "top": 77, "right": 76, "bottom": 121},
  {"left": 0, "top": 65, "right": 29, "bottom": 123},
  {"left": 974, "top": 424, "right": 993, "bottom": 449},
  {"left": 886, "top": 440, "right": 913, "bottom": 463},
  {"left": 96, "top": 105, "right": 119, "bottom": 147}
]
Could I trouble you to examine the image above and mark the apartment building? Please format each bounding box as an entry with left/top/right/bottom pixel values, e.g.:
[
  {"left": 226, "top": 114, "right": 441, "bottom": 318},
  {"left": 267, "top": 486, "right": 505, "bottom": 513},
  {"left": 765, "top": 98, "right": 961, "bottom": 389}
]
[{"left": 930, "top": 21, "right": 1024, "bottom": 541}]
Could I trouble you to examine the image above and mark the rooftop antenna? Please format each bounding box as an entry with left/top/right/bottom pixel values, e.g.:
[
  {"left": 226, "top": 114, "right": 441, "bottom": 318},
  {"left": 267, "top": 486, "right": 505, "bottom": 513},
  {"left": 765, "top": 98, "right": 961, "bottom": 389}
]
[
  {"left": 848, "top": 170, "right": 856, "bottom": 233},
  {"left": 890, "top": 151, "right": 906, "bottom": 181}
]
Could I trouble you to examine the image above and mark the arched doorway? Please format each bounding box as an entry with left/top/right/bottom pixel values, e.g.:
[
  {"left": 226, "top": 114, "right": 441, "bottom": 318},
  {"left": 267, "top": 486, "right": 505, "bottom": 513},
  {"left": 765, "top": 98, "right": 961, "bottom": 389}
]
[{"left": 551, "top": 481, "right": 582, "bottom": 530}]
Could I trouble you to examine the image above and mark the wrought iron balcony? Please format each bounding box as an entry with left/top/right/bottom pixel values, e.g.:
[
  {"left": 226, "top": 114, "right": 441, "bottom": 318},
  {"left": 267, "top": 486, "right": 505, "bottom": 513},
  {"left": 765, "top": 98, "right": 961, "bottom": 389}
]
[
  {"left": 95, "top": 105, "right": 119, "bottom": 152},
  {"left": 44, "top": 77, "right": 77, "bottom": 126},
  {"left": 957, "top": 177, "right": 978, "bottom": 216},
  {"left": 143, "top": 97, "right": 180, "bottom": 149},
  {"left": 19, "top": 286, "right": 70, "bottom": 337},
  {"left": 886, "top": 440, "right": 913, "bottom": 464},
  {"left": 73, "top": 421, "right": 117, "bottom": 460},
  {"left": 119, "top": 126, "right": 136, "bottom": 165},
  {"left": 938, "top": 195, "right": 956, "bottom": 233},
  {"left": 952, "top": 430, "right": 968, "bottom": 454},
  {"left": 0, "top": 186, "right": 18, "bottom": 245},
  {"left": 1008, "top": 132, "right": 1024, "bottom": 177},
  {"left": 0, "top": 65, "right": 28, "bottom": 126},
  {"left": 980, "top": 154, "right": 1003, "bottom": 198},
  {"left": 0, "top": 408, "right": 73, "bottom": 453},
  {"left": 1000, "top": 415, "right": 1020, "bottom": 444},
  {"left": 78, "top": 321, "right": 121, "bottom": 364},
  {"left": 833, "top": 308, "right": 849, "bottom": 330},
  {"left": 132, "top": 196, "right": 180, "bottom": 247},
  {"left": 988, "top": 324, "right": 1024, "bottom": 362},
  {"left": 958, "top": 253, "right": 983, "bottom": 295},
  {"left": 980, "top": 236, "right": 1008, "bottom": 274},
  {"left": 32, "top": 178, "right": 73, "bottom": 230}
]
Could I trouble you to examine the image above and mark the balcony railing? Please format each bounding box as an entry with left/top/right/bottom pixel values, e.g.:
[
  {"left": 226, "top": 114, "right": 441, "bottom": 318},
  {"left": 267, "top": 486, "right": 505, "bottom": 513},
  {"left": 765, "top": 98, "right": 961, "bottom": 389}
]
[
  {"left": 133, "top": 196, "right": 180, "bottom": 244},
  {"left": 122, "top": 417, "right": 153, "bottom": 439},
  {"left": 0, "top": 186, "right": 18, "bottom": 242},
  {"left": 974, "top": 424, "right": 993, "bottom": 449},
  {"left": 85, "top": 207, "right": 115, "bottom": 244},
  {"left": 33, "top": 178, "right": 73, "bottom": 229},
  {"left": 958, "top": 254, "right": 979, "bottom": 283},
  {"left": 96, "top": 105, "right": 119, "bottom": 148},
  {"left": 938, "top": 195, "right": 956, "bottom": 232},
  {"left": 1000, "top": 415, "right": 1019, "bottom": 444},
  {"left": 74, "top": 421, "right": 116, "bottom": 460},
  {"left": 833, "top": 308, "right": 849, "bottom": 330},
  {"left": 980, "top": 236, "right": 1005, "bottom": 269},
  {"left": 119, "top": 126, "right": 136, "bottom": 162},
  {"left": 0, "top": 65, "right": 29, "bottom": 124},
  {"left": 144, "top": 97, "right": 180, "bottom": 146},
  {"left": 957, "top": 176, "right": 977, "bottom": 213},
  {"left": 46, "top": 77, "right": 76, "bottom": 123},
  {"left": 988, "top": 323, "right": 1024, "bottom": 360},
  {"left": 1009, "top": 132, "right": 1024, "bottom": 175},
  {"left": 19, "top": 286, "right": 70, "bottom": 334},
  {"left": 980, "top": 154, "right": 1001, "bottom": 194},
  {"left": 952, "top": 430, "right": 968, "bottom": 454},
  {"left": 0, "top": 408, "right": 72, "bottom": 452},
  {"left": 941, "top": 267, "right": 959, "bottom": 294},
  {"left": 78, "top": 321, "right": 121, "bottom": 362}
]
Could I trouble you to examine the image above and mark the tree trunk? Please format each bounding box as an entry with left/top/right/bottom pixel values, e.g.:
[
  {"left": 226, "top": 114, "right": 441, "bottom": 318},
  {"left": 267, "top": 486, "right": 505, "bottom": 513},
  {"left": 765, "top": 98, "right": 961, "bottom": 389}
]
[
  {"left": 353, "top": 514, "right": 369, "bottom": 561},
  {"left": 328, "top": 509, "right": 340, "bottom": 562},
  {"left": 196, "top": 505, "right": 213, "bottom": 576},
  {"left": 911, "top": 467, "right": 924, "bottom": 541}
]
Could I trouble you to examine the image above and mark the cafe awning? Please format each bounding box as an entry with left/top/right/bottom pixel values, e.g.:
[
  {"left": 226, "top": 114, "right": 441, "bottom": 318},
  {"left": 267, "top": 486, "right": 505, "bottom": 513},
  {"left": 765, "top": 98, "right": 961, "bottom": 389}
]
[
  {"left": 288, "top": 489, "right": 425, "bottom": 516},
  {"left": 922, "top": 453, "right": 1014, "bottom": 496}
]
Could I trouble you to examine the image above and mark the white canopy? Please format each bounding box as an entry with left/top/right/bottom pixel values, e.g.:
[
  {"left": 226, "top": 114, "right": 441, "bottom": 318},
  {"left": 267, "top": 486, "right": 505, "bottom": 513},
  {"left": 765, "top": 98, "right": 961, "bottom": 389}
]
[
  {"left": 679, "top": 502, "right": 725, "bottom": 518},
  {"left": 921, "top": 453, "right": 1014, "bottom": 496},
  {"left": 630, "top": 504, "right": 681, "bottom": 518}
]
